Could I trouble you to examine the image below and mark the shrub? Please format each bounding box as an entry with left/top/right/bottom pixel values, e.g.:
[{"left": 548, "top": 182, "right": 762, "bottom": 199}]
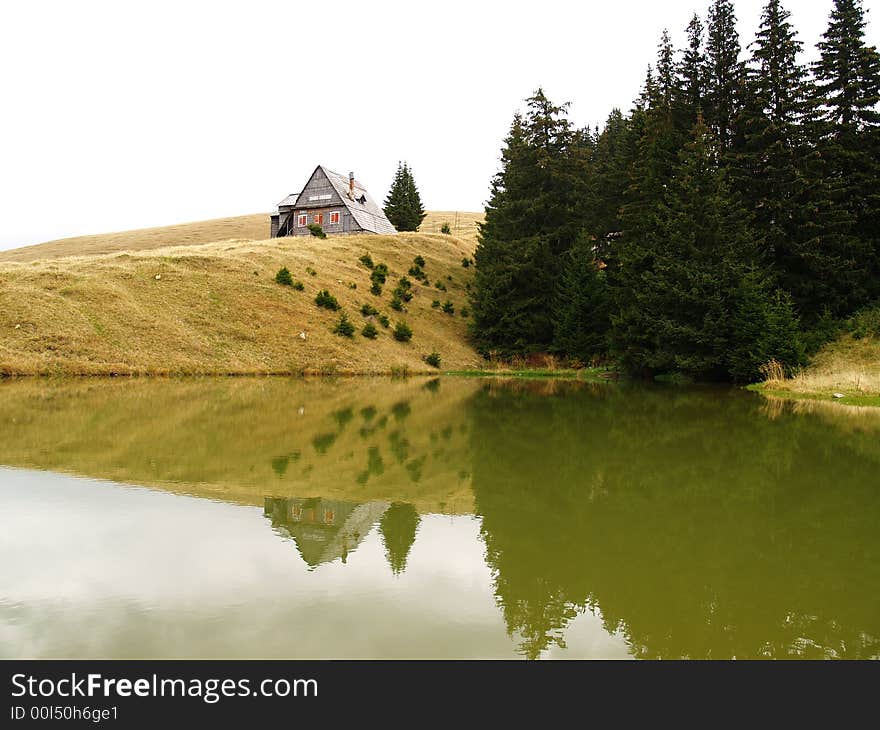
[
  {"left": 348, "top": 282, "right": 357, "bottom": 290},
  {"left": 425, "top": 351, "right": 441, "bottom": 368},
  {"left": 292, "top": 280, "right": 305, "bottom": 291},
  {"left": 435, "top": 281, "right": 447, "bottom": 292},
  {"left": 370, "top": 282, "right": 383, "bottom": 296},
  {"left": 361, "top": 303, "right": 379, "bottom": 317},
  {"left": 461, "top": 257, "right": 471, "bottom": 268},
  {"left": 390, "top": 293, "right": 404, "bottom": 312},
  {"left": 371, "top": 264, "right": 388, "bottom": 285},
  {"left": 442, "top": 300, "right": 455, "bottom": 315},
  {"left": 362, "top": 322, "right": 379, "bottom": 339},
  {"left": 408, "top": 265, "right": 425, "bottom": 280},
  {"left": 307, "top": 223, "right": 326, "bottom": 239},
  {"left": 847, "top": 306, "right": 880, "bottom": 340},
  {"left": 414, "top": 255, "right": 426, "bottom": 268},
  {"left": 393, "top": 321, "right": 413, "bottom": 342},
  {"left": 460, "top": 307, "right": 469, "bottom": 318},
  {"left": 378, "top": 314, "right": 390, "bottom": 328},
  {"left": 275, "top": 267, "right": 293, "bottom": 286},
  {"left": 306, "top": 266, "right": 317, "bottom": 276},
  {"left": 394, "top": 278, "right": 413, "bottom": 302},
  {"left": 315, "top": 289, "right": 340, "bottom": 310},
  {"left": 359, "top": 253, "right": 374, "bottom": 270},
  {"left": 431, "top": 300, "right": 441, "bottom": 309},
  {"left": 441, "top": 223, "right": 452, "bottom": 235},
  {"left": 333, "top": 313, "right": 355, "bottom": 337}
]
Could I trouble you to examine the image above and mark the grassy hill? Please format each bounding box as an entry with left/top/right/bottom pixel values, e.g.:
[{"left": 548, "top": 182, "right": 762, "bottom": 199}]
[
  {"left": 0, "top": 211, "right": 483, "bottom": 263},
  {"left": 0, "top": 212, "right": 485, "bottom": 376}
]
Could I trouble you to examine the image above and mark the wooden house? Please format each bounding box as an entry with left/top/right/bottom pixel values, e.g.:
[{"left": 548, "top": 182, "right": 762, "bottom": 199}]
[{"left": 270, "top": 165, "right": 396, "bottom": 238}]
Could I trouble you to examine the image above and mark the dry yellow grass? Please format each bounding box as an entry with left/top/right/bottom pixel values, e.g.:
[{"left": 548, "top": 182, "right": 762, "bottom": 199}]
[
  {"left": 762, "top": 334, "right": 880, "bottom": 400},
  {"left": 0, "top": 228, "right": 482, "bottom": 375},
  {"left": 0, "top": 214, "right": 271, "bottom": 263},
  {"left": 420, "top": 211, "right": 484, "bottom": 243},
  {"left": 0, "top": 211, "right": 484, "bottom": 264}
]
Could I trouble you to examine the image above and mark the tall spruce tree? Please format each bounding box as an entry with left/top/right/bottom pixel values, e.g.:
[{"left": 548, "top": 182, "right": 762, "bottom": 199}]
[
  {"left": 384, "top": 162, "right": 427, "bottom": 232},
  {"left": 679, "top": 13, "right": 709, "bottom": 125},
  {"left": 471, "top": 89, "right": 590, "bottom": 354},
  {"left": 812, "top": 0, "right": 880, "bottom": 306},
  {"left": 733, "top": 0, "right": 819, "bottom": 318},
  {"left": 705, "top": 0, "right": 743, "bottom": 154}
]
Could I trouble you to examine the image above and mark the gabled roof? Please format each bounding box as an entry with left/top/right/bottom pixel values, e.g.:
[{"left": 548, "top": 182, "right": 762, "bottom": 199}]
[{"left": 278, "top": 165, "right": 397, "bottom": 235}]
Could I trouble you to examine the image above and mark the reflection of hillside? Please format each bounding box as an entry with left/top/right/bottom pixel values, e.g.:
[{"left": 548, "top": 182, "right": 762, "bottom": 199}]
[
  {"left": 0, "top": 377, "right": 477, "bottom": 514},
  {"left": 468, "top": 382, "right": 880, "bottom": 660}
]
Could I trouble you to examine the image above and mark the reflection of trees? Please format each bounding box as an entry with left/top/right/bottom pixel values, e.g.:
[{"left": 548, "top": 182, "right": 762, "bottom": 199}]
[
  {"left": 380, "top": 502, "right": 421, "bottom": 575},
  {"left": 468, "top": 382, "right": 880, "bottom": 659}
]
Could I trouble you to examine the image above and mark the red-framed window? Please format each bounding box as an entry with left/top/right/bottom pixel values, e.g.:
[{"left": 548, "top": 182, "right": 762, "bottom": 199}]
[
  {"left": 329, "top": 211, "right": 340, "bottom": 225},
  {"left": 313, "top": 213, "right": 324, "bottom": 225},
  {"left": 297, "top": 213, "right": 307, "bottom": 227}
]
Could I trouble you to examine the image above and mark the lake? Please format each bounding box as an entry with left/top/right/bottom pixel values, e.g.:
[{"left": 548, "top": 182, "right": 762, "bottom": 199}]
[{"left": 1, "top": 377, "right": 878, "bottom": 659}]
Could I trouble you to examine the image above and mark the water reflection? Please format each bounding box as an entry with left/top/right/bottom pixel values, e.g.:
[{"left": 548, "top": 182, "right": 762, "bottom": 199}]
[
  {"left": 468, "top": 381, "right": 880, "bottom": 659},
  {"left": 0, "top": 377, "right": 878, "bottom": 659}
]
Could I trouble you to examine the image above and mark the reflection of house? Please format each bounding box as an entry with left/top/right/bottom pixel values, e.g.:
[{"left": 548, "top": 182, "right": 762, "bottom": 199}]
[{"left": 264, "top": 497, "right": 389, "bottom": 567}]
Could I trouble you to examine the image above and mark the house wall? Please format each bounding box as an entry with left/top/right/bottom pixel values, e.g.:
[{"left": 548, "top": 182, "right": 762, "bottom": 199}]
[{"left": 292, "top": 207, "right": 359, "bottom": 236}]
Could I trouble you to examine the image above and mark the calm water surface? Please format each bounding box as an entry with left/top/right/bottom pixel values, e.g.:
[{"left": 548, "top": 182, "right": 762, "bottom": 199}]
[{"left": 1, "top": 377, "right": 878, "bottom": 659}]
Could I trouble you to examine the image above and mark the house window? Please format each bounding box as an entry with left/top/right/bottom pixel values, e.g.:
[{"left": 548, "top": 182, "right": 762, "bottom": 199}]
[
  {"left": 297, "top": 213, "right": 307, "bottom": 227},
  {"left": 329, "top": 211, "right": 340, "bottom": 225},
  {"left": 313, "top": 213, "right": 324, "bottom": 226}
]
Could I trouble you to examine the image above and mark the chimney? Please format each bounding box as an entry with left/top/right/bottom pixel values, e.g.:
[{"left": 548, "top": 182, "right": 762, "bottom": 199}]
[{"left": 349, "top": 172, "right": 355, "bottom": 197}]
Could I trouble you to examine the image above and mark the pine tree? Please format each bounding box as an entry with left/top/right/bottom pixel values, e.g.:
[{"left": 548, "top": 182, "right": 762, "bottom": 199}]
[
  {"left": 471, "top": 90, "right": 591, "bottom": 354},
  {"left": 705, "top": 0, "right": 743, "bottom": 154},
  {"left": 656, "top": 30, "right": 677, "bottom": 115},
  {"left": 733, "top": 0, "right": 820, "bottom": 318},
  {"left": 814, "top": 0, "right": 880, "bottom": 131},
  {"left": 384, "top": 162, "right": 427, "bottom": 232},
  {"left": 613, "top": 119, "right": 790, "bottom": 380},
  {"left": 592, "top": 109, "right": 636, "bottom": 248},
  {"left": 679, "top": 13, "right": 708, "bottom": 125},
  {"left": 812, "top": 0, "right": 880, "bottom": 307},
  {"left": 553, "top": 232, "right": 611, "bottom": 362},
  {"left": 403, "top": 164, "right": 427, "bottom": 230}
]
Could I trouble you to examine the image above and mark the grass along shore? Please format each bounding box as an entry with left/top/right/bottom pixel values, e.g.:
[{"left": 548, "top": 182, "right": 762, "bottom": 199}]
[
  {"left": 754, "top": 310, "right": 880, "bottom": 407},
  {"left": 0, "top": 214, "right": 483, "bottom": 376}
]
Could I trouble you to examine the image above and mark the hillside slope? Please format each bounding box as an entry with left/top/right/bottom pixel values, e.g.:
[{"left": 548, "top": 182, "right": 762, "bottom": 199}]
[
  {"left": 0, "top": 228, "right": 482, "bottom": 376},
  {"left": 0, "top": 211, "right": 483, "bottom": 263}
]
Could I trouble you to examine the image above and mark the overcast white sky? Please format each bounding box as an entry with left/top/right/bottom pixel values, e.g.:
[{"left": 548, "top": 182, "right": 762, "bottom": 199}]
[{"left": 1, "top": 0, "right": 878, "bottom": 250}]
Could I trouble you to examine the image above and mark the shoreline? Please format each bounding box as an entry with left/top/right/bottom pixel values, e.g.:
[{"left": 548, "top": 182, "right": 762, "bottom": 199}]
[
  {"left": 748, "top": 383, "right": 880, "bottom": 408},
  {"left": 0, "top": 366, "right": 617, "bottom": 381}
]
